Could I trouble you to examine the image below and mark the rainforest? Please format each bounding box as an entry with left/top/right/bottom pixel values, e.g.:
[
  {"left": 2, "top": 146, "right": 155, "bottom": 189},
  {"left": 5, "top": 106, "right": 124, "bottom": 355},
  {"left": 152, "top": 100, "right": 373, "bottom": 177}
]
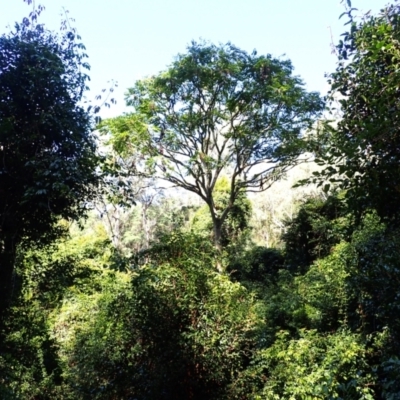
[{"left": 1, "top": 1, "right": 400, "bottom": 399}]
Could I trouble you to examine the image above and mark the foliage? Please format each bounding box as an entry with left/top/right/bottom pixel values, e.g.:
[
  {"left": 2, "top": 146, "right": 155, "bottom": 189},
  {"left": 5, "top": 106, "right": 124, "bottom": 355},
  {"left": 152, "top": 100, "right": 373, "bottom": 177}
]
[
  {"left": 53, "top": 232, "right": 264, "bottom": 399},
  {"left": 249, "top": 163, "right": 322, "bottom": 249},
  {"left": 104, "top": 194, "right": 197, "bottom": 255},
  {"left": 293, "top": 210, "right": 400, "bottom": 349},
  {"left": 191, "top": 176, "right": 252, "bottom": 247},
  {"left": 253, "top": 329, "right": 375, "bottom": 399},
  {"left": 262, "top": 209, "right": 400, "bottom": 397},
  {"left": 0, "top": 4, "right": 99, "bottom": 317},
  {"left": 0, "top": 222, "right": 116, "bottom": 399},
  {"left": 311, "top": 1, "right": 400, "bottom": 221},
  {"left": 103, "top": 41, "right": 323, "bottom": 247},
  {"left": 4, "top": 2, "right": 400, "bottom": 399},
  {"left": 295, "top": 241, "right": 355, "bottom": 332},
  {"left": 348, "top": 214, "right": 400, "bottom": 349},
  {"left": 228, "top": 246, "right": 284, "bottom": 285},
  {"left": 134, "top": 229, "right": 217, "bottom": 268},
  {"left": 282, "top": 193, "right": 350, "bottom": 274}
]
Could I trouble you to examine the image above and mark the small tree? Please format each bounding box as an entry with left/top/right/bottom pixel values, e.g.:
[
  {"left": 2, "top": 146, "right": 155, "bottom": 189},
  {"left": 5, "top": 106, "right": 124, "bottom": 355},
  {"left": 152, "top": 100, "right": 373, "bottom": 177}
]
[
  {"left": 0, "top": 6, "right": 99, "bottom": 318},
  {"left": 104, "top": 42, "right": 323, "bottom": 252}
]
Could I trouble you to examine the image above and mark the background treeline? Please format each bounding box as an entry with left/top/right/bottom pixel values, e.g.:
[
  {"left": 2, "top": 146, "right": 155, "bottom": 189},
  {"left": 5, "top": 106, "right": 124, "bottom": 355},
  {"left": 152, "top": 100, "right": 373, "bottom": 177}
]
[{"left": 1, "top": 1, "right": 400, "bottom": 399}]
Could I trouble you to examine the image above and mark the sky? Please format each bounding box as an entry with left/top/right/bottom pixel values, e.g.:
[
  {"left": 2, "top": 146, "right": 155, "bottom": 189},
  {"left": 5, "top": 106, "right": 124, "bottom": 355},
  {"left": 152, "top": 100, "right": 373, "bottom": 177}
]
[{"left": 0, "top": 0, "right": 390, "bottom": 118}]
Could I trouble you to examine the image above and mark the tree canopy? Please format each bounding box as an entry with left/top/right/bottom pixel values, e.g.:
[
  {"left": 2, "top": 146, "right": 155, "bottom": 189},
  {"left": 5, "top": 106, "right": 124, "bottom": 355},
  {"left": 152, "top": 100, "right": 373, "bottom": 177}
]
[
  {"left": 313, "top": 1, "right": 400, "bottom": 221},
  {"left": 104, "top": 42, "right": 323, "bottom": 249},
  {"left": 0, "top": 12, "right": 99, "bottom": 317}
]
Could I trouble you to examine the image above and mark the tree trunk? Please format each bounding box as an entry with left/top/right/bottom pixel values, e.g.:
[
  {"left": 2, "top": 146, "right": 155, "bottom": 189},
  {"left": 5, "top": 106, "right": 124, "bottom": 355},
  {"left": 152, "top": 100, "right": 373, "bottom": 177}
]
[
  {"left": 212, "top": 219, "right": 223, "bottom": 251},
  {"left": 212, "top": 218, "right": 224, "bottom": 273}
]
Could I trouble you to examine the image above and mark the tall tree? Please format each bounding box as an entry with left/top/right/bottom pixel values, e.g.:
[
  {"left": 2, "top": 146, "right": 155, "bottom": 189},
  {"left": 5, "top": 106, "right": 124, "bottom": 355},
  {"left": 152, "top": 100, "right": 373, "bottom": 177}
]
[
  {"left": 0, "top": 7, "right": 99, "bottom": 318},
  {"left": 312, "top": 1, "right": 400, "bottom": 221},
  {"left": 104, "top": 42, "right": 323, "bottom": 252}
]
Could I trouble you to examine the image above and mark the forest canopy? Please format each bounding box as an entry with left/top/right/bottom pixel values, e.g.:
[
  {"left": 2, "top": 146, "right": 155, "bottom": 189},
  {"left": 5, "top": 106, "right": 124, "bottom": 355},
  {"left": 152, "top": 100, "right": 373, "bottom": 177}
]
[{"left": 1, "top": 1, "right": 400, "bottom": 399}]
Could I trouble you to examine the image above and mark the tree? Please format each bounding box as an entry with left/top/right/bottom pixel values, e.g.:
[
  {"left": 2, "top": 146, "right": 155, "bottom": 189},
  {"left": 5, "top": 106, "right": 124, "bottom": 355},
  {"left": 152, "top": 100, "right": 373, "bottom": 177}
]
[
  {"left": 282, "top": 193, "right": 350, "bottom": 274},
  {"left": 104, "top": 42, "right": 323, "bottom": 252},
  {"left": 312, "top": 1, "right": 400, "bottom": 222},
  {"left": 0, "top": 9, "right": 99, "bottom": 318},
  {"left": 191, "top": 176, "right": 252, "bottom": 248}
]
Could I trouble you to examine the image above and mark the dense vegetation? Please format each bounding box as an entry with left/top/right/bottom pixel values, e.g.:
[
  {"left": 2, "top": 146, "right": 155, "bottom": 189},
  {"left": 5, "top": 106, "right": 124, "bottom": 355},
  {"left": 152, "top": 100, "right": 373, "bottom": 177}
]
[{"left": 1, "top": 1, "right": 400, "bottom": 399}]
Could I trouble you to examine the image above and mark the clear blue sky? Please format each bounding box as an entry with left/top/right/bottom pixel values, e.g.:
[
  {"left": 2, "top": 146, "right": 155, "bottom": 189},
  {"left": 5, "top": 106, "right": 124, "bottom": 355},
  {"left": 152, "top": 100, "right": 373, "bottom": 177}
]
[{"left": 1, "top": 0, "right": 390, "bottom": 118}]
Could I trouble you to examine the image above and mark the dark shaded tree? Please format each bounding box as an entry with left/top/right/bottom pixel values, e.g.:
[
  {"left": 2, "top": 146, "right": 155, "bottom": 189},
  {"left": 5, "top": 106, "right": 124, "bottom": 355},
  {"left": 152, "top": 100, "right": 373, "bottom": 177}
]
[
  {"left": 282, "top": 193, "right": 350, "bottom": 274},
  {"left": 312, "top": 1, "right": 400, "bottom": 222},
  {"left": 228, "top": 246, "right": 284, "bottom": 284},
  {"left": 0, "top": 13, "right": 99, "bottom": 319}
]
